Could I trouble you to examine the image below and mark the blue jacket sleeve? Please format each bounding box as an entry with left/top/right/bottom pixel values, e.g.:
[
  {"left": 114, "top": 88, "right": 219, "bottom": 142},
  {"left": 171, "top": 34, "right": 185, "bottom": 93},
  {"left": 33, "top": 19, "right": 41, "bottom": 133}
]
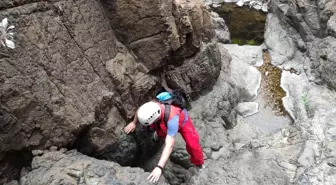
[{"left": 167, "top": 115, "right": 179, "bottom": 137}]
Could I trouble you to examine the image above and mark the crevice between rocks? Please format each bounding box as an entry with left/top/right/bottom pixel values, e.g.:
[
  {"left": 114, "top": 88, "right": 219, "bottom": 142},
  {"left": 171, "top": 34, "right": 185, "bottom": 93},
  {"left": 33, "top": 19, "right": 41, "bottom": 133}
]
[{"left": 0, "top": 150, "right": 33, "bottom": 184}]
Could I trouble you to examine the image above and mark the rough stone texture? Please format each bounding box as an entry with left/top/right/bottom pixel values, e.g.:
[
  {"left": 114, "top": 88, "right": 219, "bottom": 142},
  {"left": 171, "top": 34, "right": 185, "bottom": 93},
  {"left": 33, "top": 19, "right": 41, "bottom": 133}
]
[
  {"left": 222, "top": 44, "right": 264, "bottom": 66},
  {"left": 101, "top": 0, "right": 214, "bottom": 68},
  {"left": 280, "top": 70, "right": 336, "bottom": 185},
  {"left": 0, "top": 0, "right": 222, "bottom": 183},
  {"left": 210, "top": 11, "right": 231, "bottom": 44},
  {"left": 264, "top": 13, "right": 296, "bottom": 66},
  {"left": 270, "top": 0, "right": 323, "bottom": 41},
  {"left": 165, "top": 42, "right": 222, "bottom": 100},
  {"left": 318, "top": 36, "right": 336, "bottom": 90},
  {"left": 138, "top": 142, "right": 191, "bottom": 185},
  {"left": 189, "top": 129, "right": 296, "bottom": 185},
  {"left": 261, "top": 2, "right": 336, "bottom": 184},
  {"left": 2, "top": 0, "right": 335, "bottom": 184},
  {"left": 20, "top": 149, "right": 169, "bottom": 185},
  {"left": 236, "top": 102, "right": 259, "bottom": 117},
  {"left": 0, "top": 0, "right": 119, "bottom": 182},
  {"left": 328, "top": 14, "right": 336, "bottom": 38},
  {"left": 221, "top": 44, "right": 262, "bottom": 102},
  {"left": 269, "top": 0, "right": 336, "bottom": 89},
  {"left": 183, "top": 3, "right": 336, "bottom": 182}
]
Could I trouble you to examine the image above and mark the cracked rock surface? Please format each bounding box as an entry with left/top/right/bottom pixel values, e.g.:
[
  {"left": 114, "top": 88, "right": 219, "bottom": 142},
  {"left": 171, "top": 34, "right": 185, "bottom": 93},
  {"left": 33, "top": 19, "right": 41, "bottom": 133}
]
[
  {"left": 19, "top": 149, "right": 169, "bottom": 185},
  {"left": 1, "top": 0, "right": 336, "bottom": 184},
  {"left": 0, "top": 0, "right": 222, "bottom": 182}
]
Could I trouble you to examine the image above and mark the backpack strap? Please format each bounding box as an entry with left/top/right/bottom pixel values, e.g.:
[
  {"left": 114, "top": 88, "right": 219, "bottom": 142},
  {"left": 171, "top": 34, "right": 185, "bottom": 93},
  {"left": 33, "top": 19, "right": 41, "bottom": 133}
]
[{"left": 163, "top": 104, "right": 170, "bottom": 127}]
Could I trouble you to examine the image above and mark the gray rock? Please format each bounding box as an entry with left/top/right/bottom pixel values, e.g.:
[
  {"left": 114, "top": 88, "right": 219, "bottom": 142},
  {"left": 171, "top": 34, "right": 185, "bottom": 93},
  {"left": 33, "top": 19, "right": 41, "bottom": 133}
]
[
  {"left": 327, "top": 15, "right": 336, "bottom": 38},
  {"left": 210, "top": 11, "right": 231, "bottom": 44},
  {"left": 269, "top": 0, "right": 321, "bottom": 41},
  {"left": 166, "top": 42, "right": 222, "bottom": 100},
  {"left": 222, "top": 44, "right": 264, "bottom": 67},
  {"left": 0, "top": 0, "right": 120, "bottom": 181},
  {"left": 101, "top": 0, "right": 215, "bottom": 69},
  {"left": 318, "top": 36, "right": 336, "bottom": 90},
  {"left": 264, "top": 13, "right": 296, "bottom": 66},
  {"left": 0, "top": 0, "right": 223, "bottom": 182},
  {"left": 31, "top": 150, "right": 43, "bottom": 156},
  {"left": 220, "top": 44, "right": 261, "bottom": 102},
  {"left": 297, "top": 39, "right": 307, "bottom": 52},
  {"left": 5, "top": 180, "right": 18, "bottom": 185},
  {"left": 49, "top": 146, "right": 58, "bottom": 152},
  {"left": 236, "top": 102, "right": 259, "bottom": 117},
  {"left": 20, "top": 150, "right": 169, "bottom": 185},
  {"left": 188, "top": 143, "right": 293, "bottom": 185}
]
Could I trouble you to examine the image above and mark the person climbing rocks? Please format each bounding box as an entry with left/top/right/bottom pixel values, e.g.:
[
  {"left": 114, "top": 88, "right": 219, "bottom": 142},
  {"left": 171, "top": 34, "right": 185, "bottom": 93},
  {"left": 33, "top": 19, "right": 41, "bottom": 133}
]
[{"left": 124, "top": 81, "right": 204, "bottom": 183}]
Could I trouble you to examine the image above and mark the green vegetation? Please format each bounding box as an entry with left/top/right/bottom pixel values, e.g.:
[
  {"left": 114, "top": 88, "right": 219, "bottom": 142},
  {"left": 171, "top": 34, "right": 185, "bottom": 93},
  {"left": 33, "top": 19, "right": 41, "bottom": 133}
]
[
  {"left": 231, "top": 38, "right": 257, "bottom": 46},
  {"left": 231, "top": 38, "right": 245, "bottom": 45},
  {"left": 245, "top": 39, "right": 257, "bottom": 45},
  {"left": 301, "top": 94, "right": 309, "bottom": 106}
]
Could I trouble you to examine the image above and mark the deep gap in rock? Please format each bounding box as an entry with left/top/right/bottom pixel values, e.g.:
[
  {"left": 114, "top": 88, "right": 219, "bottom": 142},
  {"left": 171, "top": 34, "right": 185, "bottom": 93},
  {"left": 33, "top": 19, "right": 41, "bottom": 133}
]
[
  {"left": 0, "top": 150, "right": 33, "bottom": 184},
  {"left": 71, "top": 121, "right": 164, "bottom": 168},
  {"left": 212, "top": 3, "right": 267, "bottom": 45}
]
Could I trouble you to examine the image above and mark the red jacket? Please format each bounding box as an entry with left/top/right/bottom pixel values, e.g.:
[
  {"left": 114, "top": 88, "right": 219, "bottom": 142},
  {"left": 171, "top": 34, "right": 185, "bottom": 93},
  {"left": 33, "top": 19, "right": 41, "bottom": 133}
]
[{"left": 150, "top": 102, "right": 186, "bottom": 138}]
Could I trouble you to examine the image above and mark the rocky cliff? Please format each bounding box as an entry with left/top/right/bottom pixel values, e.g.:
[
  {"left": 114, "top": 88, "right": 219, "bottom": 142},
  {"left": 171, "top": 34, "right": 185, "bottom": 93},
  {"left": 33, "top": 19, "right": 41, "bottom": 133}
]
[
  {"left": 1, "top": 0, "right": 336, "bottom": 184},
  {"left": 0, "top": 0, "right": 230, "bottom": 183}
]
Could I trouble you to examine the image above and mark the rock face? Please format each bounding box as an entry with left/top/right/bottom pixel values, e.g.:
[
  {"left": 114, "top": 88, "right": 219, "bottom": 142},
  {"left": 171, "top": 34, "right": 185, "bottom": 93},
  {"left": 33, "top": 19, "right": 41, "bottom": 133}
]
[
  {"left": 101, "top": 0, "right": 214, "bottom": 68},
  {"left": 269, "top": 0, "right": 336, "bottom": 90},
  {"left": 0, "top": 0, "right": 222, "bottom": 183},
  {"left": 172, "top": 0, "right": 336, "bottom": 184},
  {"left": 210, "top": 11, "right": 231, "bottom": 43},
  {"left": 222, "top": 44, "right": 262, "bottom": 102},
  {"left": 20, "top": 149, "right": 169, "bottom": 185},
  {"left": 318, "top": 36, "right": 336, "bottom": 90},
  {"left": 165, "top": 42, "right": 222, "bottom": 100},
  {"left": 2, "top": 0, "right": 336, "bottom": 184}
]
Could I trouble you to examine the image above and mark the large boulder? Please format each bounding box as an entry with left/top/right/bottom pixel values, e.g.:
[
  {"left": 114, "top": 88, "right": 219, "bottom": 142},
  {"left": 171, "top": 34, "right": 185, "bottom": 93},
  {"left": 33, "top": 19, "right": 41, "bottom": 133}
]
[
  {"left": 0, "top": 0, "right": 120, "bottom": 182},
  {"left": 269, "top": 0, "right": 324, "bottom": 41},
  {"left": 269, "top": 0, "right": 336, "bottom": 89},
  {"left": 20, "top": 149, "right": 169, "bottom": 185},
  {"left": 221, "top": 44, "right": 262, "bottom": 101},
  {"left": 165, "top": 42, "right": 222, "bottom": 100},
  {"left": 101, "top": 0, "right": 214, "bottom": 68},
  {"left": 210, "top": 11, "right": 231, "bottom": 43}
]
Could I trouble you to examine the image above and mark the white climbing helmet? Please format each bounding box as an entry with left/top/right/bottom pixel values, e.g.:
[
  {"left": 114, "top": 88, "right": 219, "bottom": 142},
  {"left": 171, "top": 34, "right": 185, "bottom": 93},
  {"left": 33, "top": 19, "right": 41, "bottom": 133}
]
[{"left": 137, "top": 102, "right": 161, "bottom": 126}]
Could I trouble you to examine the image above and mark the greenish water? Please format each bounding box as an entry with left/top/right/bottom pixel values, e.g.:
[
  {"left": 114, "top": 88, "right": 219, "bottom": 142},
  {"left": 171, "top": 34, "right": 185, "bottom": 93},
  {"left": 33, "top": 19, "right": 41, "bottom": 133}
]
[{"left": 212, "top": 3, "right": 267, "bottom": 45}]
